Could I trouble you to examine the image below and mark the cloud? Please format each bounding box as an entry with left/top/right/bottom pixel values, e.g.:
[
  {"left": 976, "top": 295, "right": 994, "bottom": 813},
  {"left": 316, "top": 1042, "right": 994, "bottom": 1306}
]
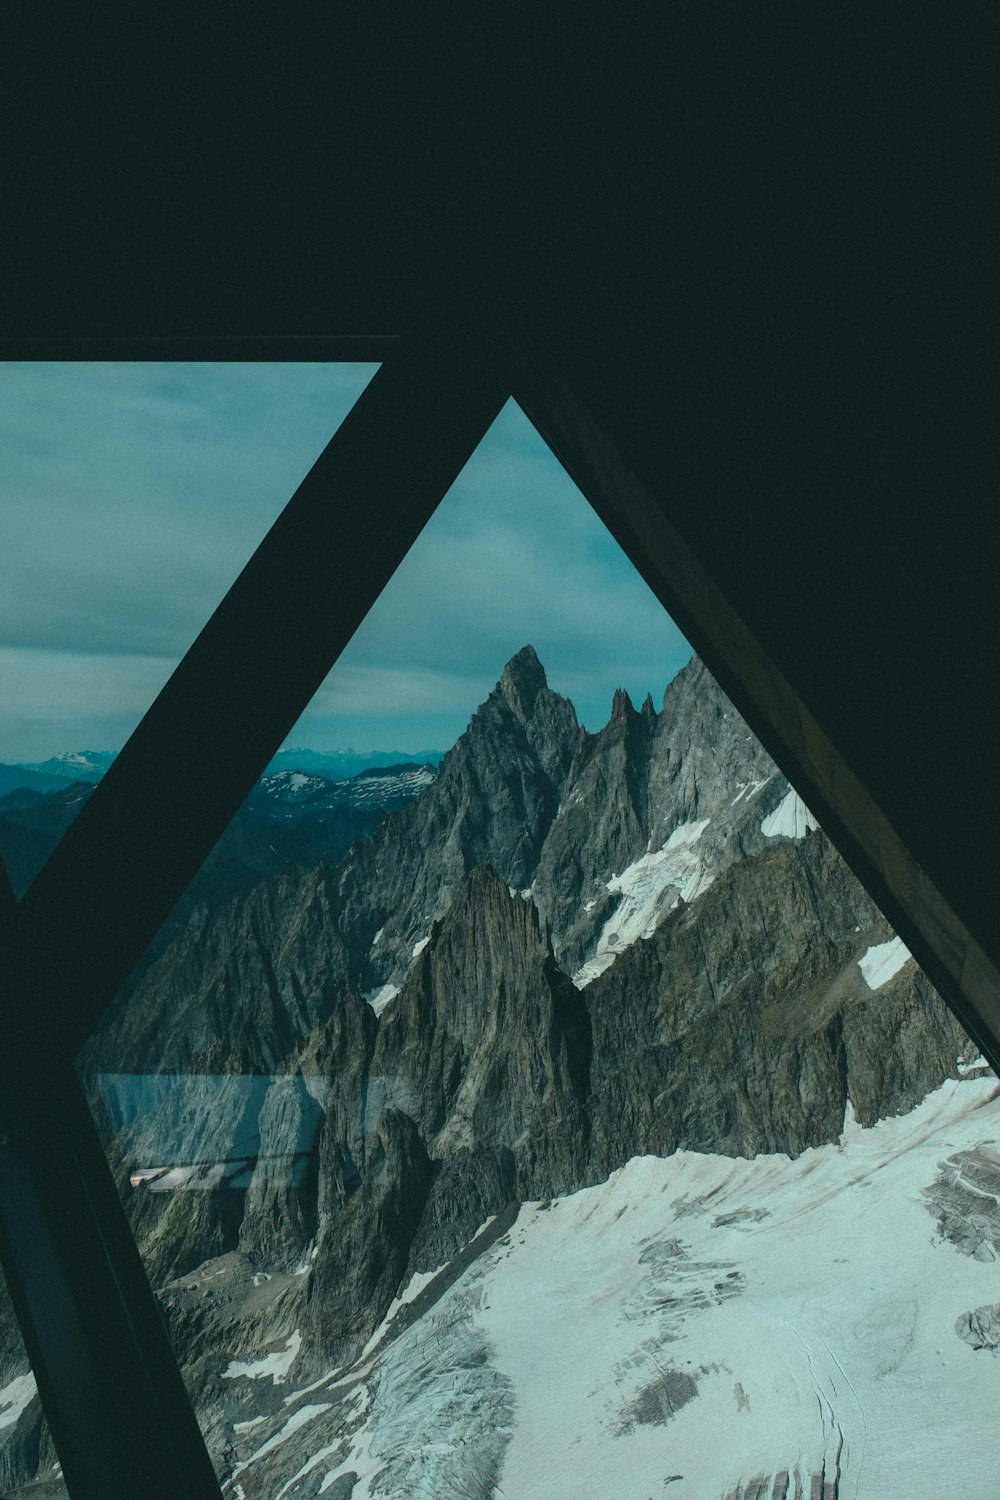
[
  {"left": 0, "top": 363, "right": 379, "bottom": 657},
  {"left": 306, "top": 400, "right": 692, "bottom": 734},
  {"left": 0, "top": 647, "right": 179, "bottom": 761},
  {"left": 0, "top": 380, "right": 692, "bottom": 759}
]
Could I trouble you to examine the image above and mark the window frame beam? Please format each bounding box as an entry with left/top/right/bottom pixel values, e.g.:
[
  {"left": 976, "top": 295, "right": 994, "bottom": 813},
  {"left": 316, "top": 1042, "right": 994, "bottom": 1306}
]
[{"left": 0, "top": 340, "right": 509, "bottom": 1499}]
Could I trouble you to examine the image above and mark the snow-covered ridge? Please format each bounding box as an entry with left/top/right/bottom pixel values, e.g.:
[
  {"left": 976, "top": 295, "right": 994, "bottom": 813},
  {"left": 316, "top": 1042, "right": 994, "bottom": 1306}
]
[
  {"left": 347, "top": 765, "right": 436, "bottom": 806},
  {"left": 260, "top": 771, "right": 330, "bottom": 799},
  {"left": 248, "top": 763, "right": 438, "bottom": 844}
]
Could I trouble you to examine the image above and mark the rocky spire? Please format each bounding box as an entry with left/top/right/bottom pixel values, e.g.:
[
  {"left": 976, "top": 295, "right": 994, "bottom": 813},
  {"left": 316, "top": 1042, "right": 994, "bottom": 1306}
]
[{"left": 496, "top": 645, "right": 548, "bottom": 724}]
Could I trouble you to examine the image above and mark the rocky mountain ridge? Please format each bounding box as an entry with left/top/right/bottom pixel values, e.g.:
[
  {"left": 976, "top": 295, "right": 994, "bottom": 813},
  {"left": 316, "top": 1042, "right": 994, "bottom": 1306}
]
[
  {"left": 78, "top": 653, "right": 976, "bottom": 1357},
  {"left": 1, "top": 647, "right": 986, "bottom": 1498},
  {"left": 86, "top": 647, "right": 803, "bottom": 1075}
]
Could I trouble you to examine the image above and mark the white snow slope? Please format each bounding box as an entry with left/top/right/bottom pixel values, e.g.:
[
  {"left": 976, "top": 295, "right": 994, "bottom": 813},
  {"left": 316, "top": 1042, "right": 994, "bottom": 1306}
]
[
  {"left": 0, "top": 1372, "right": 37, "bottom": 1432},
  {"left": 224, "top": 1073, "right": 1000, "bottom": 1500},
  {"left": 472, "top": 1077, "right": 1000, "bottom": 1500}
]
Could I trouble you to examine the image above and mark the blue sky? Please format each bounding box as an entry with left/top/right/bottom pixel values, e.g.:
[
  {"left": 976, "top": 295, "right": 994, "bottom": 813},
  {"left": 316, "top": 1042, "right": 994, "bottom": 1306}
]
[{"left": 0, "top": 364, "right": 692, "bottom": 762}]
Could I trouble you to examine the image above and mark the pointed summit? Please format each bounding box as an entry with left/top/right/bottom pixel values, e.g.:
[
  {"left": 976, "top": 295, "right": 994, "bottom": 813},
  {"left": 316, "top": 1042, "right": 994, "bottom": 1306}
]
[
  {"left": 610, "top": 686, "right": 635, "bottom": 722},
  {"left": 497, "top": 645, "right": 548, "bottom": 724}
]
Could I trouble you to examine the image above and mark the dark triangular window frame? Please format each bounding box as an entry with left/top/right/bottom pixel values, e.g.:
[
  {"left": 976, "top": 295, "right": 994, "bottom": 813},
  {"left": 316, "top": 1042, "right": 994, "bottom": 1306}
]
[{"left": 1, "top": 335, "right": 997, "bottom": 1499}]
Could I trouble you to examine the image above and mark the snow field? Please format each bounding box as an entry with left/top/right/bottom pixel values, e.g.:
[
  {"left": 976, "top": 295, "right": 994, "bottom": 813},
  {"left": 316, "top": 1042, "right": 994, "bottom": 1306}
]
[
  {"left": 472, "top": 1075, "right": 1000, "bottom": 1499},
  {"left": 216, "top": 1080, "right": 1000, "bottom": 1500},
  {"left": 0, "top": 1372, "right": 37, "bottom": 1432}
]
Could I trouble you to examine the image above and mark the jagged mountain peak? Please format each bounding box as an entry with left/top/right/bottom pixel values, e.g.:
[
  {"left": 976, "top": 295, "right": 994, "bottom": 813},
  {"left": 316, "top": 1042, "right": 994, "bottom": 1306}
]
[
  {"left": 660, "top": 649, "right": 712, "bottom": 710},
  {"left": 495, "top": 643, "right": 548, "bottom": 723}
]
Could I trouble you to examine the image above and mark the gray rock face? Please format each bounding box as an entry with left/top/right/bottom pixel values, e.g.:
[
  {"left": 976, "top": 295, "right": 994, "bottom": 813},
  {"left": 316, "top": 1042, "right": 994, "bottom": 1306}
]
[
  {"left": 924, "top": 1143, "right": 1000, "bottom": 1260},
  {"left": 331, "top": 645, "right": 583, "bottom": 992},
  {"left": 955, "top": 1303, "right": 1000, "bottom": 1350},
  {"left": 370, "top": 866, "right": 591, "bottom": 1194},
  {"left": 584, "top": 830, "right": 973, "bottom": 1169},
  {"left": 530, "top": 687, "right": 656, "bottom": 968},
  {"left": 88, "top": 864, "right": 353, "bottom": 1075},
  {"left": 306, "top": 1107, "right": 434, "bottom": 1363},
  {"left": 237, "top": 1075, "right": 321, "bottom": 1271}
]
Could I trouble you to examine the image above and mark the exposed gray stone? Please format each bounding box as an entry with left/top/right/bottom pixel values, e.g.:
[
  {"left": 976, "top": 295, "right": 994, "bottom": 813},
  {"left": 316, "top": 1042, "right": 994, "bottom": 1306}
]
[
  {"left": 924, "top": 1144, "right": 1000, "bottom": 1259},
  {"left": 955, "top": 1303, "right": 1000, "bottom": 1350},
  {"left": 614, "top": 1367, "right": 699, "bottom": 1432}
]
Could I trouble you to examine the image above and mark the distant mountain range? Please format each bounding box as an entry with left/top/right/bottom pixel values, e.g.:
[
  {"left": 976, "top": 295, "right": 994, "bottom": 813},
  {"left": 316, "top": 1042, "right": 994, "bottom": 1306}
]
[
  {"left": 0, "top": 746, "right": 444, "bottom": 802},
  {"left": 265, "top": 747, "right": 445, "bottom": 780},
  {"left": 0, "top": 760, "right": 438, "bottom": 903}
]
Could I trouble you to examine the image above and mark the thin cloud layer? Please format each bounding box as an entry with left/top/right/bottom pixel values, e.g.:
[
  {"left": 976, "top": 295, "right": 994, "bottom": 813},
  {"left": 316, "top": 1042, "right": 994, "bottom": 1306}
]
[{"left": 1, "top": 373, "right": 691, "bottom": 761}]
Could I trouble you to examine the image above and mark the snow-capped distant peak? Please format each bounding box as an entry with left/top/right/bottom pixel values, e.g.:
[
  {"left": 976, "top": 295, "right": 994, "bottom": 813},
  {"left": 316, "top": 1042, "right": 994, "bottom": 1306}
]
[
  {"left": 22, "top": 749, "right": 116, "bottom": 780},
  {"left": 260, "top": 771, "right": 330, "bottom": 799}
]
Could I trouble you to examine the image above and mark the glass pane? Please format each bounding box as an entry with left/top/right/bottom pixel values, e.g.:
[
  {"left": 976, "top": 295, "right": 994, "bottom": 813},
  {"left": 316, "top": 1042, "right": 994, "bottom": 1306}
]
[
  {"left": 26, "top": 396, "right": 992, "bottom": 1499},
  {"left": 0, "top": 362, "right": 378, "bottom": 895}
]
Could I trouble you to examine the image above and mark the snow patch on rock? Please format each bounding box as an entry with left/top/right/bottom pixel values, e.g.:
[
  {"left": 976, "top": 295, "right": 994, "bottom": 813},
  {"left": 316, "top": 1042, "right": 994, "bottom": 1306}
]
[
  {"left": 858, "top": 935, "right": 911, "bottom": 991},
  {"left": 574, "top": 819, "right": 713, "bottom": 986},
  {"left": 223, "top": 1330, "right": 302, "bottom": 1385},
  {"left": 0, "top": 1372, "right": 37, "bottom": 1432},
  {"left": 364, "top": 983, "right": 400, "bottom": 1017},
  {"left": 761, "top": 787, "right": 820, "bottom": 840}
]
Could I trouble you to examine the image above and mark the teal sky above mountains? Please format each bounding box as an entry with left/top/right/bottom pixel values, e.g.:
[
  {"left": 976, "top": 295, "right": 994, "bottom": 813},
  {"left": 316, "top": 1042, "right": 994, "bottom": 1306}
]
[{"left": 0, "top": 364, "right": 692, "bottom": 761}]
